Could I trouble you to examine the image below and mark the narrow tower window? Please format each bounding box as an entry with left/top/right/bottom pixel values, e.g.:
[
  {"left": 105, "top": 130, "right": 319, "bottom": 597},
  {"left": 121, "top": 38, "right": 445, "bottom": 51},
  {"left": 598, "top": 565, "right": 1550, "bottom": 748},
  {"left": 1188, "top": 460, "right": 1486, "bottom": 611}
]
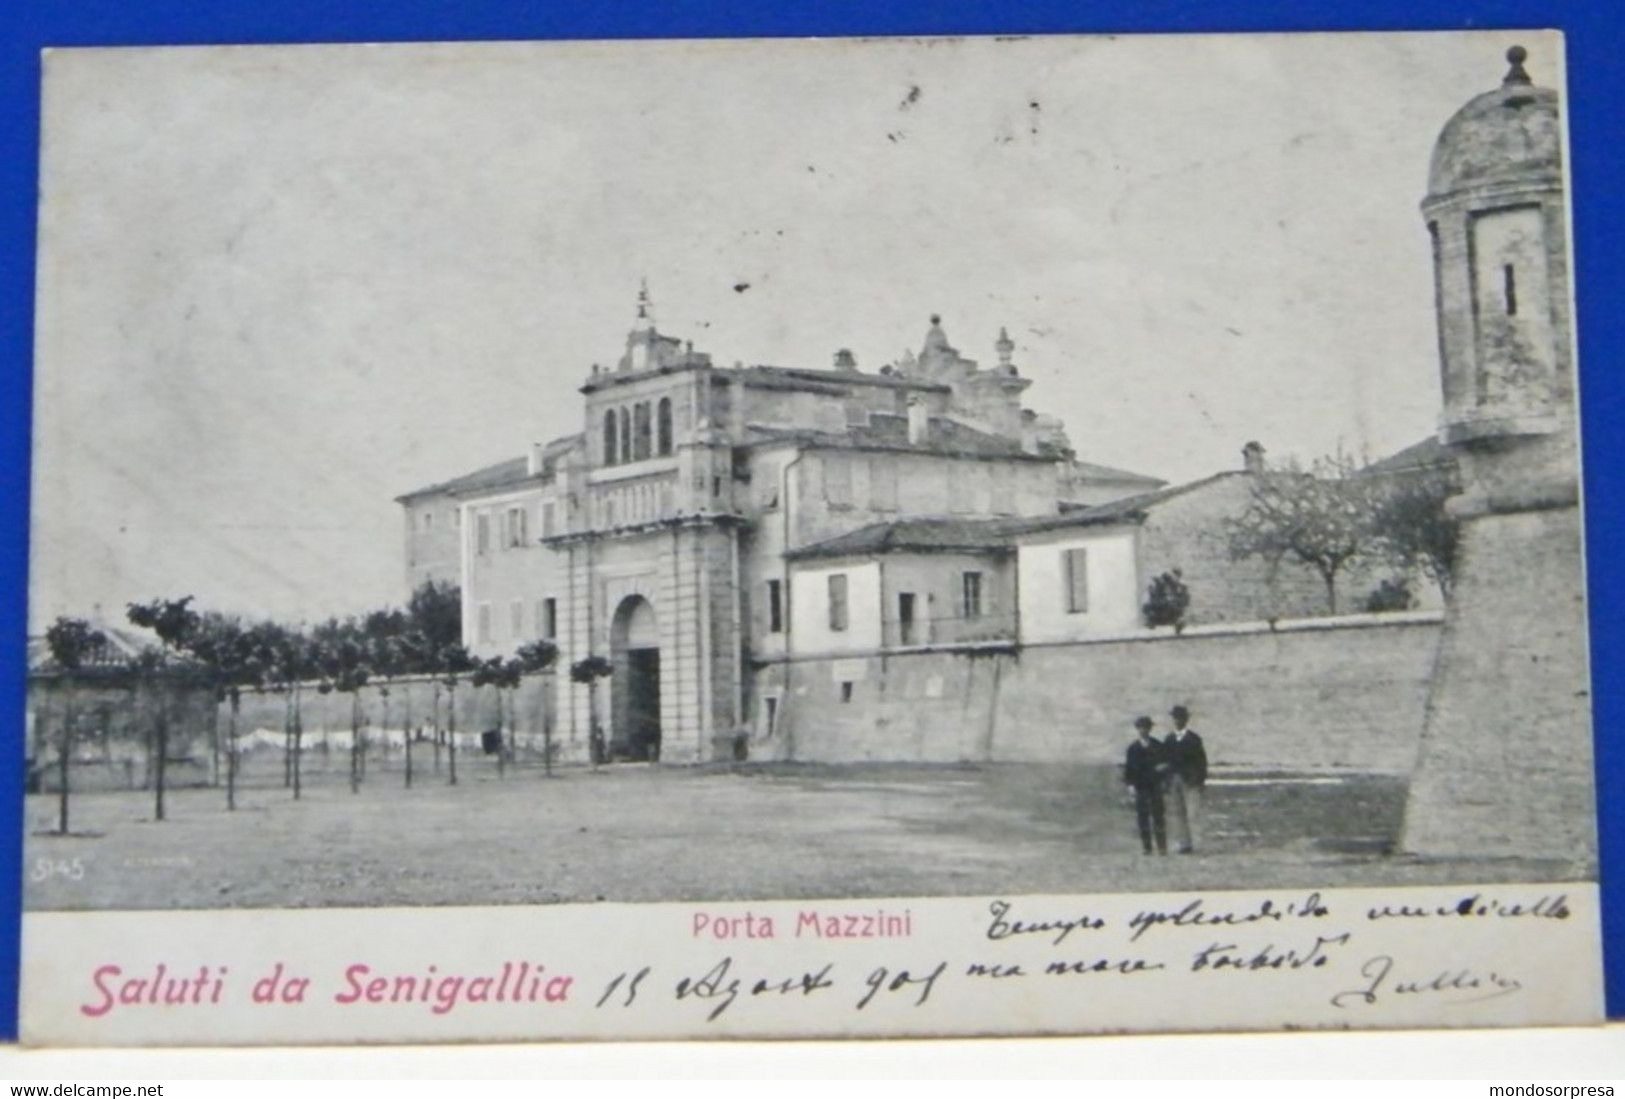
[
  {"left": 766, "top": 579, "right": 783, "bottom": 633},
  {"left": 657, "top": 397, "right": 673, "bottom": 456},
  {"left": 633, "top": 402, "right": 652, "bottom": 461},
  {"left": 603, "top": 410, "right": 618, "bottom": 466},
  {"left": 1503, "top": 263, "right": 1518, "bottom": 316}
]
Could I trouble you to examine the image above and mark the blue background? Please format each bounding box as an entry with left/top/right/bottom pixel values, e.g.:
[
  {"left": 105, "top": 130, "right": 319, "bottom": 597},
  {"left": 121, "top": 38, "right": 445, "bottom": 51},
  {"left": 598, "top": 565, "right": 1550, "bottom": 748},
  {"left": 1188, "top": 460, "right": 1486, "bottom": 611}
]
[{"left": 0, "top": 1, "right": 1618, "bottom": 1039}]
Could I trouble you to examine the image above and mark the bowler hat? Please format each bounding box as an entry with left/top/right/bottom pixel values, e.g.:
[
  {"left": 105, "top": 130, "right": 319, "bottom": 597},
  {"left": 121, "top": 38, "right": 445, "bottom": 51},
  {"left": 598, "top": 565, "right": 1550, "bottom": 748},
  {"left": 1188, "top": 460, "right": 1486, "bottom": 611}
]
[
  {"left": 1170, "top": 704, "right": 1190, "bottom": 720},
  {"left": 1134, "top": 716, "right": 1154, "bottom": 731}
]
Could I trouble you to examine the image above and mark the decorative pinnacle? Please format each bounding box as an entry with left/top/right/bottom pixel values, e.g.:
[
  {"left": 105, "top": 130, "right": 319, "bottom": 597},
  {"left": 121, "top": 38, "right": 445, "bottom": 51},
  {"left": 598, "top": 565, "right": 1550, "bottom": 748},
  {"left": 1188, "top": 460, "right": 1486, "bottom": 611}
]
[
  {"left": 994, "top": 326, "right": 1015, "bottom": 367},
  {"left": 1503, "top": 44, "right": 1532, "bottom": 87},
  {"left": 635, "top": 278, "right": 654, "bottom": 326}
]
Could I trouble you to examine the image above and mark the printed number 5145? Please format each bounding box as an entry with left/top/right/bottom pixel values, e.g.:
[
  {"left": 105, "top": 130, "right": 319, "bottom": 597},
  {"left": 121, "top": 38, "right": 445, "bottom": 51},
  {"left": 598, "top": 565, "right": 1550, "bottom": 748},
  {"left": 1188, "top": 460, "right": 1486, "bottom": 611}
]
[{"left": 32, "top": 857, "right": 85, "bottom": 882}]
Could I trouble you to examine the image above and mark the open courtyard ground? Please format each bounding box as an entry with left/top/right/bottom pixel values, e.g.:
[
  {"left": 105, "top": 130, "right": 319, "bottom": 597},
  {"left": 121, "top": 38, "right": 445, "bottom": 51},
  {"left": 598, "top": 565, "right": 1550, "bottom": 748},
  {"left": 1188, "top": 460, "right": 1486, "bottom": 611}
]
[{"left": 23, "top": 754, "right": 1586, "bottom": 910}]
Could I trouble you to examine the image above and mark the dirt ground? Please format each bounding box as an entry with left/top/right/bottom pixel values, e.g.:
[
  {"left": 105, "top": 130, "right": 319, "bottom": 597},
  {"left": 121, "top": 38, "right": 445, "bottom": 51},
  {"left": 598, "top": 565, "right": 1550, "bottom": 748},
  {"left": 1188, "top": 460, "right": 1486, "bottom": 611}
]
[{"left": 21, "top": 752, "right": 1586, "bottom": 910}]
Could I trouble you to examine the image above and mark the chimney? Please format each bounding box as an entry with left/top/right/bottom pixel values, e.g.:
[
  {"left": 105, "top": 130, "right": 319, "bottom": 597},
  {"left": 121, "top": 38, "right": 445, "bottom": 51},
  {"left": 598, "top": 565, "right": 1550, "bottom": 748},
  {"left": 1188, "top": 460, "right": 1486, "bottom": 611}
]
[
  {"left": 833, "top": 348, "right": 858, "bottom": 371},
  {"left": 527, "top": 442, "right": 546, "bottom": 477},
  {"left": 907, "top": 396, "right": 930, "bottom": 446},
  {"left": 1242, "top": 440, "right": 1266, "bottom": 474}
]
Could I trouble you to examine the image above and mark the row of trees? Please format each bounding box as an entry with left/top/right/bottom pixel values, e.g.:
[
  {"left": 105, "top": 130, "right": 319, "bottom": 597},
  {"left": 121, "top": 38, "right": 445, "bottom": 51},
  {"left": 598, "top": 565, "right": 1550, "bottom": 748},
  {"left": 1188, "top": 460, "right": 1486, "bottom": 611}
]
[{"left": 41, "top": 580, "right": 596, "bottom": 833}]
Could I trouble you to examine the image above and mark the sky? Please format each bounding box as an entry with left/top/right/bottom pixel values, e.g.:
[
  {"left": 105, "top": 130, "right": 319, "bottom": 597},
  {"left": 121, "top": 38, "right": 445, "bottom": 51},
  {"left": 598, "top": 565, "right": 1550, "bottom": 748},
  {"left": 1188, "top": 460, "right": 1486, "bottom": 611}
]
[{"left": 26, "top": 31, "right": 1564, "bottom": 630}]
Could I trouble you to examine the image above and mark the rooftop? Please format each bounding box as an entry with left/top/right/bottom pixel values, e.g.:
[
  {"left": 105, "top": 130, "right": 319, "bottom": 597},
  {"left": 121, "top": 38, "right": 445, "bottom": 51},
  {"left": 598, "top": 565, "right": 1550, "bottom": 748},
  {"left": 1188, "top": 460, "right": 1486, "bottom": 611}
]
[
  {"left": 747, "top": 414, "right": 1051, "bottom": 461},
  {"left": 1358, "top": 435, "right": 1456, "bottom": 476},
  {"left": 784, "top": 517, "right": 1017, "bottom": 560},
  {"left": 395, "top": 433, "right": 582, "bottom": 502},
  {"left": 787, "top": 471, "right": 1245, "bottom": 558}
]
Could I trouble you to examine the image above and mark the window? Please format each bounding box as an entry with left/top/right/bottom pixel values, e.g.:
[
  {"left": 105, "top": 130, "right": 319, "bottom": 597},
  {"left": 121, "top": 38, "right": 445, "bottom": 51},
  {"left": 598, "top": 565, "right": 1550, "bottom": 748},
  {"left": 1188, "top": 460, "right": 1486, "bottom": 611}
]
[
  {"left": 869, "top": 458, "right": 898, "bottom": 511},
  {"left": 657, "top": 397, "right": 673, "bottom": 456},
  {"left": 619, "top": 407, "right": 632, "bottom": 464},
  {"left": 839, "top": 681, "right": 854, "bottom": 703},
  {"left": 763, "top": 695, "right": 779, "bottom": 738},
  {"left": 828, "top": 574, "right": 849, "bottom": 632},
  {"left": 898, "top": 592, "right": 916, "bottom": 645},
  {"left": 475, "top": 513, "right": 491, "bottom": 555},
  {"left": 603, "top": 409, "right": 618, "bottom": 466},
  {"left": 540, "top": 501, "right": 556, "bottom": 539},
  {"left": 504, "top": 506, "right": 528, "bottom": 548},
  {"left": 633, "top": 402, "right": 652, "bottom": 461},
  {"left": 824, "top": 455, "right": 852, "bottom": 507},
  {"left": 759, "top": 472, "right": 781, "bottom": 510},
  {"left": 477, "top": 603, "right": 492, "bottom": 644},
  {"left": 542, "top": 597, "right": 558, "bottom": 639},
  {"left": 962, "top": 571, "right": 983, "bottom": 620},
  {"left": 1064, "top": 548, "right": 1089, "bottom": 613},
  {"left": 1504, "top": 263, "right": 1518, "bottom": 316},
  {"left": 509, "top": 600, "right": 524, "bottom": 639},
  {"left": 422, "top": 512, "right": 433, "bottom": 530},
  {"left": 766, "top": 579, "right": 783, "bottom": 634}
]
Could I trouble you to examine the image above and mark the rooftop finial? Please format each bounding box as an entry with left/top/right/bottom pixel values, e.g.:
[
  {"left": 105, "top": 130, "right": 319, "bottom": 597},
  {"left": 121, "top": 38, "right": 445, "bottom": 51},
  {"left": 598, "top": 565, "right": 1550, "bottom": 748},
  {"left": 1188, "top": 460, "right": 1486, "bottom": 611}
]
[
  {"left": 995, "top": 326, "right": 1015, "bottom": 368},
  {"left": 635, "top": 278, "right": 655, "bottom": 328},
  {"left": 1503, "top": 44, "right": 1532, "bottom": 87}
]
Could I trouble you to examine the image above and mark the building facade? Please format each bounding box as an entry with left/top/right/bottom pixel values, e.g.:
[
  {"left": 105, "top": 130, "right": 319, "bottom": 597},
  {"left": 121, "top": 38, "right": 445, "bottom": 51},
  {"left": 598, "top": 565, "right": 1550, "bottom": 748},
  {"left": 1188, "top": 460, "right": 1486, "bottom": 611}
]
[{"left": 398, "top": 292, "right": 1164, "bottom": 763}]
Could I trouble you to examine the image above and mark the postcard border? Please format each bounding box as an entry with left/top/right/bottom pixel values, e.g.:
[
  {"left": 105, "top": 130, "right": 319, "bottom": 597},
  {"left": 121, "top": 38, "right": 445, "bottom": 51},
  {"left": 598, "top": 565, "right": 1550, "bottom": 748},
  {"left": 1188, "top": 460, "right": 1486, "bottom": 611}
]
[{"left": 1, "top": 0, "right": 1622, "bottom": 1040}]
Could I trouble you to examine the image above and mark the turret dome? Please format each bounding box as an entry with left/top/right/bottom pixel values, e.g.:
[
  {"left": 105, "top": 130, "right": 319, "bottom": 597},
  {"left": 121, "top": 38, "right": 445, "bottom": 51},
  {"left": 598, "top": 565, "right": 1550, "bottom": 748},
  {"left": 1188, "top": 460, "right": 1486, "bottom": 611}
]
[{"left": 1427, "top": 46, "right": 1561, "bottom": 199}]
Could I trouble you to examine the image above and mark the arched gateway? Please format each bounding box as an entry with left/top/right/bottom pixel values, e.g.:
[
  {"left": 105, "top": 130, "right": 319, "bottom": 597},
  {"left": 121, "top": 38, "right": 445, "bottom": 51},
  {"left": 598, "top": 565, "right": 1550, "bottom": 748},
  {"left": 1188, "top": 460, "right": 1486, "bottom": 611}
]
[{"left": 609, "top": 595, "right": 661, "bottom": 761}]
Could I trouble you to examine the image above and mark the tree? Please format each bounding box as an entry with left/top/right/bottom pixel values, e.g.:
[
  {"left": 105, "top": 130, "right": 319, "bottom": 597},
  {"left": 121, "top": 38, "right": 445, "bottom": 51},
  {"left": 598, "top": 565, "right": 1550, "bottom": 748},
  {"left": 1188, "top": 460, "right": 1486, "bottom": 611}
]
[
  {"left": 570, "top": 655, "right": 613, "bottom": 767},
  {"left": 253, "top": 621, "right": 314, "bottom": 798},
  {"left": 362, "top": 607, "right": 412, "bottom": 780},
  {"left": 436, "top": 643, "right": 476, "bottom": 786},
  {"left": 1364, "top": 577, "right": 1417, "bottom": 613},
  {"left": 471, "top": 656, "right": 523, "bottom": 777},
  {"left": 515, "top": 639, "right": 560, "bottom": 775},
  {"left": 43, "top": 616, "right": 106, "bottom": 835},
  {"left": 312, "top": 618, "right": 371, "bottom": 794},
  {"left": 185, "top": 613, "right": 260, "bottom": 810},
  {"left": 407, "top": 581, "right": 461, "bottom": 777},
  {"left": 1369, "top": 466, "right": 1461, "bottom": 602},
  {"left": 1224, "top": 454, "right": 1386, "bottom": 615},
  {"left": 1142, "top": 569, "right": 1191, "bottom": 632},
  {"left": 126, "top": 597, "right": 200, "bottom": 822},
  {"left": 407, "top": 580, "right": 462, "bottom": 652}
]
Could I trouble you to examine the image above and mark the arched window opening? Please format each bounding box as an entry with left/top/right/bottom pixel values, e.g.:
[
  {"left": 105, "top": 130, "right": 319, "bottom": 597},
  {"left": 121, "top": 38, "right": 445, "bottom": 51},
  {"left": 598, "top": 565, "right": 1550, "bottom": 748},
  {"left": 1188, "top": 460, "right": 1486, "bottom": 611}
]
[
  {"left": 603, "top": 409, "right": 618, "bottom": 466},
  {"left": 619, "top": 407, "right": 632, "bottom": 464},
  {"left": 633, "top": 402, "right": 652, "bottom": 462},
  {"left": 657, "top": 397, "right": 673, "bottom": 456}
]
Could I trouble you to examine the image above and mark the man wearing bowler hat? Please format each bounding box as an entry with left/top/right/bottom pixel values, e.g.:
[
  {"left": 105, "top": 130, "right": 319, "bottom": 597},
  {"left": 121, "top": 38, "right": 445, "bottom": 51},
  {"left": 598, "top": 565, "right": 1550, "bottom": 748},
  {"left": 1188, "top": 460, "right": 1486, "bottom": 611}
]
[
  {"left": 1164, "top": 704, "right": 1208, "bottom": 854},
  {"left": 1123, "top": 716, "right": 1168, "bottom": 856}
]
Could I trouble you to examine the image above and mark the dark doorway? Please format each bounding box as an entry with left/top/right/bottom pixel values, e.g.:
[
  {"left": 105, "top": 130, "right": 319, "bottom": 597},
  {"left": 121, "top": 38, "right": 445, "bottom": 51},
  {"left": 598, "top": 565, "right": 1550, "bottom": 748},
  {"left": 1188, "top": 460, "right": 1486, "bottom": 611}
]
[
  {"left": 610, "top": 594, "right": 662, "bottom": 762},
  {"left": 625, "top": 648, "right": 661, "bottom": 761}
]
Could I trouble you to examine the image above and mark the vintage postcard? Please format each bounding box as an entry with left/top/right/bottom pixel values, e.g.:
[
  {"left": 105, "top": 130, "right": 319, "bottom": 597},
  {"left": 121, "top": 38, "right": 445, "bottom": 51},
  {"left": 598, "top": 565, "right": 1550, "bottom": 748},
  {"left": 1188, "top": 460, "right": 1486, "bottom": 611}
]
[{"left": 19, "top": 31, "right": 1602, "bottom": 1045}]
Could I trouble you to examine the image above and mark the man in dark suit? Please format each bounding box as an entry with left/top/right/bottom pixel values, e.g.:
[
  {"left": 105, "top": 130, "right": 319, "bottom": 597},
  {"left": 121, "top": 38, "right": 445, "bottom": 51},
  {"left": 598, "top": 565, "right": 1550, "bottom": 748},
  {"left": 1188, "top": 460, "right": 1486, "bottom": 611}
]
[
  {"left": 1165, "top": 703, "right": 1208, "bottom": 854},
  {"left": 1123, "top": 716, "right": 1168, "bottom": 856}
]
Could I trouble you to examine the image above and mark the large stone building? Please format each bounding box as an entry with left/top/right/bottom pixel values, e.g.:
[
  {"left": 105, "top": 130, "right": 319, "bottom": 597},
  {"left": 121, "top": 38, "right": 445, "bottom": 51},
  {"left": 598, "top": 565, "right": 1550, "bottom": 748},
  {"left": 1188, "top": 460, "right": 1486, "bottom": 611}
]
[{"left": 397, "top": 291, "right": 1166, "bottom": 762}]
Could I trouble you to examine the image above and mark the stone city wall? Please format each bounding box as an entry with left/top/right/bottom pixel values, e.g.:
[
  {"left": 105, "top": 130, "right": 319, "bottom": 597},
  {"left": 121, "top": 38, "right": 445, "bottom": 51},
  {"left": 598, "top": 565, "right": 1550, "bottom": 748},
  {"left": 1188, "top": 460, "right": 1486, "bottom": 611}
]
[{"left": 762, "top": 612, "right": 1443, "bottom": 773}]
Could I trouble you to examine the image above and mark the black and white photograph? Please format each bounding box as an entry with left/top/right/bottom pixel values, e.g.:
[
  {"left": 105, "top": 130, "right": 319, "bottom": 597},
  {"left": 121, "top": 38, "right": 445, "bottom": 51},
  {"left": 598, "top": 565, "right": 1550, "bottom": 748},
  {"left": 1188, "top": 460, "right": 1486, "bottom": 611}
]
[{"left": 17, "top": 31, "right": 1604, "bottom": 1044}]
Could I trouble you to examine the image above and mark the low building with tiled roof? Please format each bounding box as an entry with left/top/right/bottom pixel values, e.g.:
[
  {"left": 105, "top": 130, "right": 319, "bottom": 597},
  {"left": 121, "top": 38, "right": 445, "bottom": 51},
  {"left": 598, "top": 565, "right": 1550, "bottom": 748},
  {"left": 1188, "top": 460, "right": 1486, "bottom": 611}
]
[{"left": 774, "top": 448, "right": 1341, "bottom": 654}]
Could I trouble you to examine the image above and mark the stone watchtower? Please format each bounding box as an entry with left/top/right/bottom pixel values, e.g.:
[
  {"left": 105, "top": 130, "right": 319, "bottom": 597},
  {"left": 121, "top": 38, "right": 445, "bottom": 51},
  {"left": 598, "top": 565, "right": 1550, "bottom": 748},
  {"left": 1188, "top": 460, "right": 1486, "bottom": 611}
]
[{"left": 1400, "top": 47, "right": 1595, "bottom": 861}]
